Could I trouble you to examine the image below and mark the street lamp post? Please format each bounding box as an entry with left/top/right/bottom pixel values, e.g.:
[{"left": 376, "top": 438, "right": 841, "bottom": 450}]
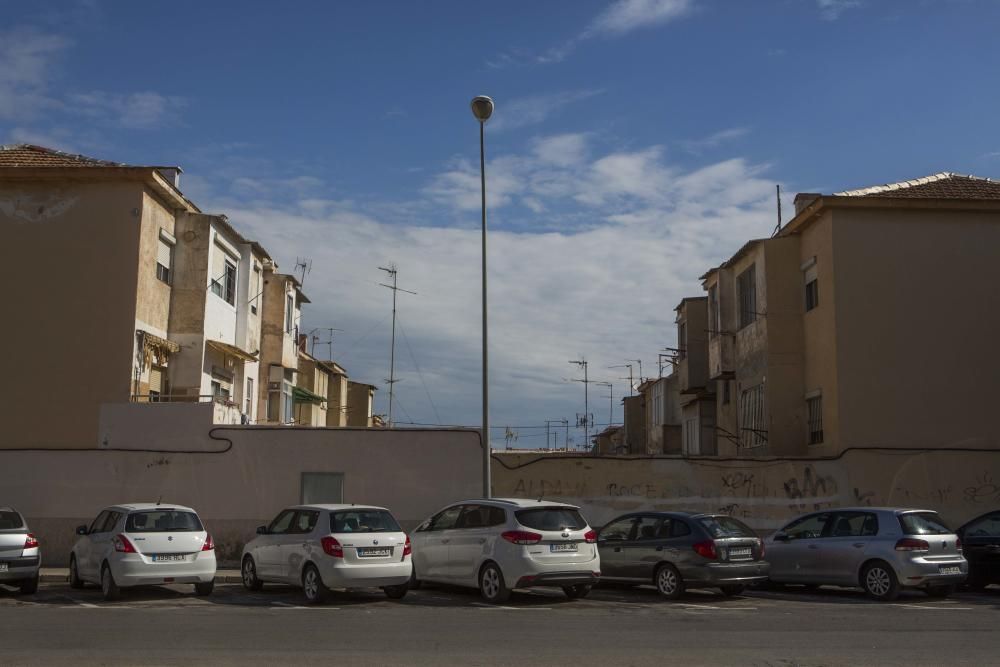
[{"left": 471, "top": 95, "right": 494, "bottom": 498}]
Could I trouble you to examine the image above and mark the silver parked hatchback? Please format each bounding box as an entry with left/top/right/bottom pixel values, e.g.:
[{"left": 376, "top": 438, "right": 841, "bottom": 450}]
[
  {"left": 0, "top": 507, "right": 40, "bottom": 595},
  {"left": 766, "top": 507, "right": 967, "bottom": 600}
]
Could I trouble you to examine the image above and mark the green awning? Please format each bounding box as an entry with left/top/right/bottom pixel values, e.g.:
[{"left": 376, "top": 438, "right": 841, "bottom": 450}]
[{"left": 292, "top": 385, "right": 325, "bottom": 404}]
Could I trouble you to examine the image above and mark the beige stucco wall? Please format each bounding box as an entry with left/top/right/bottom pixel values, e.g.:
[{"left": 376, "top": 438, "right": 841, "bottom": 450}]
[
  {"left": 134, "top": 190, "right": 175, "bottom": 338},
  {"left": 3, "top": 423, "right": 482, "bottom": 565},
  {"left": 0, "top": 178, "right": 145, "bottom": 448},
  {"left": 346, "top": 382, "right": 374, "bottom": 427},
  {"left": 833, "top": 206, "right": 1000, "bottom": 450},
  {"left": 492, "top": 450, "right": 1000, "bottom": 534},
  {"left": 326, "top": 373, "right": 349, "bottom": 427}
]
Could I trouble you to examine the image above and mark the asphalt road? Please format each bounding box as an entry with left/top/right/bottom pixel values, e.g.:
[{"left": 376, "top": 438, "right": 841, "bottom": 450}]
[{"left": 1, "top": 581, "right": 998, "bottom": 666}]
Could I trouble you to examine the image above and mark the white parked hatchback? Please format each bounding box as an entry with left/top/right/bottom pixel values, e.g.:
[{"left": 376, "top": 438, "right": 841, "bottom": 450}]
[
  {"left": 70, "top": 503, "right": 216, "bottom": 601},
  {"left": 241, "top": 504, "right": 412, "bottom": 604},
  {"left": 410, "top": 498, "right": 600, "bottom": 603}
]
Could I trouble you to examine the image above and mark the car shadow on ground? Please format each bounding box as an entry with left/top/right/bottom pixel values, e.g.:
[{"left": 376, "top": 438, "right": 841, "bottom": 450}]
[{"left": 747, "top": 583, "right": 1000, "bottom": 607}]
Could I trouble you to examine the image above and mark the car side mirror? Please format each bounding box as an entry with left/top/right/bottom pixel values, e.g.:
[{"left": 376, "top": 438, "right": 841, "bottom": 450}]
[
  {"left": 256, "top": 525, "right": 268, "bottom": 535},
  {"left": 772, "top": 532, "right": 790, "bottom": 542},
  {"left": 76, "top": 525, "right": 88, "bottom": 536}
]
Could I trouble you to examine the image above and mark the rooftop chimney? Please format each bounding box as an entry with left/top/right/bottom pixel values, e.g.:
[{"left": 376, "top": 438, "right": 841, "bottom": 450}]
[
  {"left": 157, "top": 167, "right": 182, "bottom": 189},
  {"left": 794, "top": 193, "right": 821, "bottom": 215}
]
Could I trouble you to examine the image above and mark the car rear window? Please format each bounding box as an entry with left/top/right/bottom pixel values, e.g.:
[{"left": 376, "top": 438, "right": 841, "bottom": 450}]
[
  {"left": 125, "top": 510, "right": 203, "bottom": 533},
  {"left": 898, "top": 512, "right": 952, "bottom": 536},
  {"left": 331, "top": 510, "right": 401, "bottom": 533},
  {"left": 698, "top": 516, "right": 757, "bottom": 538},
  {"left": 515, "top": 507, "right": 587, "bottom": 531},
  {"left": 0, "top": 511, "right": 24, "bottom": 531}
]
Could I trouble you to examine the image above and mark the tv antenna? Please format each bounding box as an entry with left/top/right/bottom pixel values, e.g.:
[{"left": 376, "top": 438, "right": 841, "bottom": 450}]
[
  {"left": 379, "top": 264, "right": 417, "bottom": 427},
  {"left": 294, "top": 257, "right": 312, "bottom": 287}
]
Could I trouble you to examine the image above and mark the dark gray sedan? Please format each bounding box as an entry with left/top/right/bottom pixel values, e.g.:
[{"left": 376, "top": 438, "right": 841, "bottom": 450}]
[{"left": 597, "top": 512, "right": 769, "bottom": 599}]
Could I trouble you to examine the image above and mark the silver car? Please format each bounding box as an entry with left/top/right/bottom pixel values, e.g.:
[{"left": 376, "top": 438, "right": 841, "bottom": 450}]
[
  {"left": 0, "top": 507, "right": 40, "bottom": 595},
  {"left": 766, "top": 507, "right": 967, "bottom": 600}
]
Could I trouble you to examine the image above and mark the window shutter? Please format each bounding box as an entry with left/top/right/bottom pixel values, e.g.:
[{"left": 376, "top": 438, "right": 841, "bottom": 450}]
[
  {"left": 211, "top": 244, "right": 226, "bottom": 286},
  {"left": 149, "top": 367, "right": 163, "bottom": 393},
  {"left": 157, "top": 239, "right": 171, "bottom": 268}
]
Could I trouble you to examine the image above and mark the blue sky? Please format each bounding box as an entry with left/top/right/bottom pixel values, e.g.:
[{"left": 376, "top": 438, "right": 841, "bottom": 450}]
[{"left": 3, "top": 0, "right": 998, "bottom": 447}]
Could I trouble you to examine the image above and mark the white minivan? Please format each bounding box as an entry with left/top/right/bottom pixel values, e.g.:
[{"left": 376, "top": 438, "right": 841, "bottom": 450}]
[
  {"left": 241, "top": 504, "right": 412, "bottom": 604},
  {"left": 410, "top": 498, "right": 600, "bottom": 603},
  {"left": 70, "top": 503, "right": 217, "bottom": 601}
]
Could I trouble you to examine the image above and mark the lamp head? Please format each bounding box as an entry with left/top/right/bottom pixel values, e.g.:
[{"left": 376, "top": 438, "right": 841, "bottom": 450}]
[{"left": 470, "top": 95, "right": 495, "bottom": 123}]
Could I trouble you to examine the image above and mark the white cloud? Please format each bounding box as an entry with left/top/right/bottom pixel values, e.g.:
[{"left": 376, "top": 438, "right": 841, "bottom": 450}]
[
  {"left": 681, "top": 126, "right": 750, "bottom": 154},
  {"left": 488, "top": 89, "right": 605, "bottom": 132},
  {"left": 816, "top": 0, "right": 862, "bottom": 20},
  {"left": 488, "top": 0, "right": 694, "bottom": 67},
  {"left": 68, "top": 90, "right": 186, "bottom": 129},
  {"left": 585, "top": 0, "right": 694, "bottom": 37},
  {"left": 532, "top": 133, "right": 589, "bottom": 167},
  {"left": 200, "top": 137, "right": 782, "bottom": 442},
  {"left": 0, "top": 27, "right": 69, "bottom": 120}
]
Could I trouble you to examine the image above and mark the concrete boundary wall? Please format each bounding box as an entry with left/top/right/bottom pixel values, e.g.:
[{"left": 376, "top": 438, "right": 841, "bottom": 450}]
[
  {"left": 1, "top": 427, "right": 483, "bottom": 566},
  {"left": 491, "top": 449, "right": 1000, "bottom": 532}
]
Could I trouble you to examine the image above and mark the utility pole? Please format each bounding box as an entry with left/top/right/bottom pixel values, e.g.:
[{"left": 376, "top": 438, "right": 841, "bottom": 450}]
[
  {"left": 378, "top": 265, "right": 416, "bottom": 427},
  {"left": 568, "top": 359, "right": 593, "bottom": 449},
  {"left": 609, "top": 363, "right": 634, "bottom": 396}
]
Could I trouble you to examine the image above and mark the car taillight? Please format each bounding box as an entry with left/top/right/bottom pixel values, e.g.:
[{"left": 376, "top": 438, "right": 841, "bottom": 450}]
[
  {"left": 583, "top": 530, "right": 597, "bottom": 544},
  {"left": 501, "top": 530, "right": 542, "bottom": 545},
  {"left": 693, "top": 540, "right": 717, "bottom": 560},
  {"left": 202, "top": 534, "right": 214, "bottom": 551},
  {"left": 758, "top": 538, "right": 765, "bottom": 558},
  {"left": 321, "top": 536, "right": 344, "bottom": 558},
  {"left": 403, "top": 535, "right": 412, "bottom": 557},
  {"left": 24, "top": 534, "right": 39, "bottom": 549},
  {"left": 113, "top": 534, "right": 136, "bottom": 553},
  {"left": 956, "top": 538, "right": 962, "bottom": 552},
  {"left": 895, "top": 538, "right": 930, "bottom": 552}
]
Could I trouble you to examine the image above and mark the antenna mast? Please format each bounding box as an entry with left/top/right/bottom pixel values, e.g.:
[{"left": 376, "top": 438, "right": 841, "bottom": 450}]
[
  {"left": 294, "top": 257, "right": 312, "bottom": 287},
  {"left": 379, "top": 265, "right": 416, "bottom": 427}
]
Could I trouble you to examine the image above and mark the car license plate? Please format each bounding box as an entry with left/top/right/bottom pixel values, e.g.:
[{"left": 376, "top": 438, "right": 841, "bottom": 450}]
[
  {"left": 939, "top": 566, "right": 961, "bottom": 575},
  {"left": 0, "top": 563, "right": 7, "bottom": 572},
  {"left": 358, "top": 547, "right": 391, "bottom": 558},
  {"left": 550, "top": 543, "right": 578, "bottom": 552},
  {"left": 729, "top": 547, "right": 752, "bottom": 559},
  {"left": 152, "top": 554, "right": 185, "bottom": 562}
]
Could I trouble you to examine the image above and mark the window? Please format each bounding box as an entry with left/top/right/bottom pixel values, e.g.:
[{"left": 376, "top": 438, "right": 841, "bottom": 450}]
[
  {"left": 156, "top": 237, "right": 172, "bottom": 284},
  {"left": 739, "top": 384, "right": 766, "bottom": 448},
  {"left": 805, "top": 279, "right": 819, "bottom": 311},
  {"left": 285, "top": 294, "right": 295, "bottom": 333},
  {"left": 634, "top": 516, "right": 662, "bottom": 541},
  {"left": 650, "top": 380, "right": 664, "bottom": 426},
  {"left": 267, "top": 510, "right": 296, "bottom": 535},
  {"left": 677, "top": 320, "right": 687, "bottom": 360},
  {"left": 781, "top": 512, "right": 832, "bottom": 540},
  {"left": 88, "top": 511, "right": 110, "bottom": 534},
  {"left": 101, "top": 511, "right": 122, "bottom": 533},
  {"left": 291, "top": 510, "right": 320, "bottom": 534},
  {"left": 300, "top": 472, "right": 344, "bottom": 504},
  {"left": 426, "top": 506, "right": 463, "bottom": 531},
  {"left": 807, "top": 395, "right": 823, "bottom": 444},
  {"left": 282, "top": 381, "right": 294, "bottom": 423},
  {"left": 699, "top": 516, "right": 757, "bottom": 539},
  {"left": 331, "top": 509, "right": 401, "bottom": 533},
  {"left": 457, "top": 505, "right": 506, "bottom": 529},
  {"left": 708, "top": 284, "right": 719, "bottom": 338},
  {"left": 898, "top": 512, "right": 953, "bottom": 536},
  {"left": 245, "top": 377, "right": 254, "bottom": 416},
  {"left": 963, "top": 513, "right": 1000, "bottom": 538},
  {"left": 211, "top": 380, "right": 230, "bottom": 400},
  {"left": 210, "top": 248, "right": 237, "bottom": 305},
  {"left": 829, "top": 512, "right": 878, "bottom": 538},
  {"left": 599, "top": 517, "right": 636, "bottom": 541},
  {"left": 0, "top": 511, "right": 25, "bottom": 531},
  {"left": 250, "top": 265, "right": 261, "bottom": 315},
  {"left": 737, "top": 265, "right": 757, "bottom": 329},
  {"left": 126, "top": 511, "right": 202, "bottom": 533},
  {"left": 515, "top": 507, "right": 587, "bottom": 531},
  {"left": 671, "top": 520, "right": 692, "bottom": 538},
  {"left": 149, "top": 365, "right": 166, "bottom": 402}
]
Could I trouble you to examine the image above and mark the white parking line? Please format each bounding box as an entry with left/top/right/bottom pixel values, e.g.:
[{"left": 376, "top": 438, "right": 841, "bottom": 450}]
[
  {"left": 890, "top": 604, "right": 974, "bottom": 610},
  {"left": 471, "top": 603, "right": 553, "bottom": 610}
]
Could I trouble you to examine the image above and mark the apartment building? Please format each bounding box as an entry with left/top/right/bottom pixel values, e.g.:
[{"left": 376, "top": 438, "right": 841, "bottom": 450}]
[
  {"left": 294, "top": 348, "right": 331, "bottom": 427},
  {"left": 257, "top": 268, "right": 309, "bottom": 424},
  {"left": 346, "top": 381, "right": 377, "bottom": 427},
  {"left": 695, "top": 172, "right": 1000, "bottom": 456},
  {"left": 1, "top": 144, "right": 199, "bottom": 448}
]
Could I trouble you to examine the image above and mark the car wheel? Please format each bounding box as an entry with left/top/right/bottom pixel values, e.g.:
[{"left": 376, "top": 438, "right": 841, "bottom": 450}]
[
  {"left": 562, "top": 584, "right": 592, "bottom": 599},
  {"left": 925, "top": 584, "right": 955, "bottom": 598},
  {"left": 478, "top": 562, "right": 511, "bottom": 604},
  {"left": 654, "top": 564, "right": 685, "bottom": 600},
  {"left": 862, "top": 561, "right": 900, "bottom": 601},
  {"left": 101, "top": 563, "right": 120, "bottom": 602},
  {"left": 69, "top": 556, "right": 84, "bottom": 590},
  {"left": 241, "top": 555, "right": 263, "bottom": 591},
  {"left": 194, "top": 581, "right": 214, "bottom": 596},
  {"left": 18, "top": 576, "right": 39, "bottom": 595},
  {"left": 383, "top": 584, "right": 409, "bottom": 600},
  {"left": 720, "top": 585, "right": 745, "bottom": 597},
  {"left": 302, "top": 564, "right": 329, "bottom": 605}
]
